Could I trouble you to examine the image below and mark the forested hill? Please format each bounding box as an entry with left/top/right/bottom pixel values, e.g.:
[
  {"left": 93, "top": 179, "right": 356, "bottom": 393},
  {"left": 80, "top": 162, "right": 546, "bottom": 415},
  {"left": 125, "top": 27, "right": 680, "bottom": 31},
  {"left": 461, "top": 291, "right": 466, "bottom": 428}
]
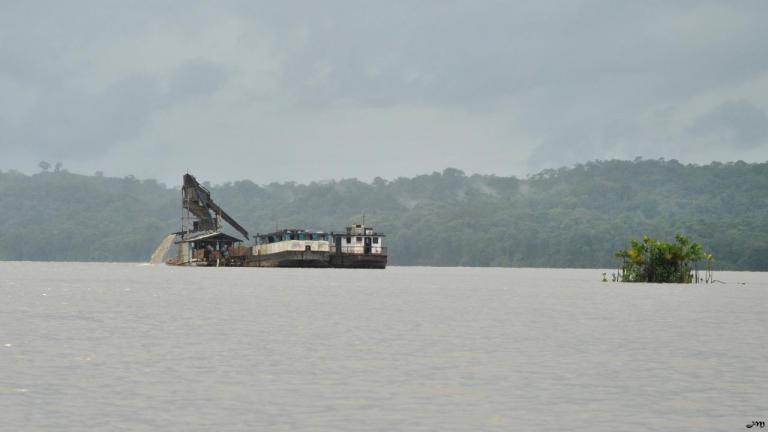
[{"left": 1, "top": 159, "right": 766, "bottom": 270}]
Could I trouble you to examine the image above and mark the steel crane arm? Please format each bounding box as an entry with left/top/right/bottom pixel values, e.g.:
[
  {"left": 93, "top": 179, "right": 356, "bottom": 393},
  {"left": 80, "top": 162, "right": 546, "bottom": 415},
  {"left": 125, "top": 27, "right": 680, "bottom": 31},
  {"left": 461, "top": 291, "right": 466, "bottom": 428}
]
[
  {"left": 182, "top": 174, "right": 250, "bottom": 239},
  {"left": 207, "top": 200, "right": 250, "bottom": 240}
]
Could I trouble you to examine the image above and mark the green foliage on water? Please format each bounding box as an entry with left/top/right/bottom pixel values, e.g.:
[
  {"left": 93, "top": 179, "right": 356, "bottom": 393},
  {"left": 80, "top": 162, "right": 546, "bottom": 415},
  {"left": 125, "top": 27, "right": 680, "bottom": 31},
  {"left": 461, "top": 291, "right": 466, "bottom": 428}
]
[
  {"left": 616, "top": 234, "right": 713, "bottom": 283},
  {"left": 1, "top": 158, "right": 767, "bottom": 269}
]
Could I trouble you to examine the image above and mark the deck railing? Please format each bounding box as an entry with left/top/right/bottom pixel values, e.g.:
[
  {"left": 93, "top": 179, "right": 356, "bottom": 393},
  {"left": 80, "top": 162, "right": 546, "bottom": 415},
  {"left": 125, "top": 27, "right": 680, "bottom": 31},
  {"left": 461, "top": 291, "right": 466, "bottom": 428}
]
[{"left": 330, "top": 246, "right": 387, "bottom": 255}]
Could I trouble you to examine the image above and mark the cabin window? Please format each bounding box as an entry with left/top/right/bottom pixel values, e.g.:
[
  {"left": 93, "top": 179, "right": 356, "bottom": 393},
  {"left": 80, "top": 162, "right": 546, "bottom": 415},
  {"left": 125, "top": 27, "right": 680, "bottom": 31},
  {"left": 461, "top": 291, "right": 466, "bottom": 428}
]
[
  {"left": 298, "top": 232, "right": 305, "bottom": 240},
  {"left": 346, "top": 236, "right": 351, "bottom": 244},
  {"left": 356, "top": 237, "right": 362, "bottom": 243},
  {"left": 373, "top": 237, "right": 379, "bottom": 244}
]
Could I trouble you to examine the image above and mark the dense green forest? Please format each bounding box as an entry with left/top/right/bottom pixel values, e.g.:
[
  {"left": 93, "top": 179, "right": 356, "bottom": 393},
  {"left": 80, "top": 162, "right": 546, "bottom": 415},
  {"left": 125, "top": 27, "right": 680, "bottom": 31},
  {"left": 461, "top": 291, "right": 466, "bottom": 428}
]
[{"left": 1, "top": 159, "right": 767, "bottom": 270}]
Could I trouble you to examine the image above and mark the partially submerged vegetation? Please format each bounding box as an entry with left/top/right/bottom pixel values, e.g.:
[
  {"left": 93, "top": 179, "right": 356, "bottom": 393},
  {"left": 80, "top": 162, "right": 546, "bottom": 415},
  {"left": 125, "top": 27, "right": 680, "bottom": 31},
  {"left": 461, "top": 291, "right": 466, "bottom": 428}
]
[{"left": 615, "top": 234, "right": 713, "bottom": 283}]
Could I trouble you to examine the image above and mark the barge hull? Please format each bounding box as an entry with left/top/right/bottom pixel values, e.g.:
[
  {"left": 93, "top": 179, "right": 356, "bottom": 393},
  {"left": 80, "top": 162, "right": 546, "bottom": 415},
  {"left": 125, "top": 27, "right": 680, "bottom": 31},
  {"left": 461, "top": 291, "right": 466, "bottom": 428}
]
[
  {"left": 245, "top": 251, "right": 331, "bottom": 268},
  {"left": 329, "top": 254, "right": 387, "bottom": 269}
]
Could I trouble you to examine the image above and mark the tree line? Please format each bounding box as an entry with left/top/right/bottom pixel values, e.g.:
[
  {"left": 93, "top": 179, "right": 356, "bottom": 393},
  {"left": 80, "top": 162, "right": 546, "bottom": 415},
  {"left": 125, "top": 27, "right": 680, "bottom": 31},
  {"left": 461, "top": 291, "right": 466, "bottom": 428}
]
[{"left": 0, "top": 159, "right": 766, "bottom": 270}]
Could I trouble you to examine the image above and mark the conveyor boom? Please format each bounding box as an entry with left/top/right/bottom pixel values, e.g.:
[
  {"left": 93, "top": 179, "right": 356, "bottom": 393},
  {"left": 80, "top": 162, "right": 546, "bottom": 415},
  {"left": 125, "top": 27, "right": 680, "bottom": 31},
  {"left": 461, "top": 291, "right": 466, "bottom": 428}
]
[{"left": 182, "top": 174, "right": 250, "bottom": 239}]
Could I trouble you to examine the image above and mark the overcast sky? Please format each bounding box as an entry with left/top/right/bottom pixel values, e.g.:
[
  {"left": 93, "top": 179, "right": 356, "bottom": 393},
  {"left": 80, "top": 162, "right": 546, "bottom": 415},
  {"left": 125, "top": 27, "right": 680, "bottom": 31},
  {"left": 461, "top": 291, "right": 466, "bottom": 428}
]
[{"left": 2, "top": 1, "right": 767, "bottom": 185}]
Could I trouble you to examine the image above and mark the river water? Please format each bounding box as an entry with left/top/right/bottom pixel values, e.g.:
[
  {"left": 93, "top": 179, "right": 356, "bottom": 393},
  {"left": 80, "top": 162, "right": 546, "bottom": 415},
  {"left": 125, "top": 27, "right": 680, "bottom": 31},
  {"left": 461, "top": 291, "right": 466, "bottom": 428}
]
[{"left": 0, "top": 262, "right": 765, "bottom": 431}]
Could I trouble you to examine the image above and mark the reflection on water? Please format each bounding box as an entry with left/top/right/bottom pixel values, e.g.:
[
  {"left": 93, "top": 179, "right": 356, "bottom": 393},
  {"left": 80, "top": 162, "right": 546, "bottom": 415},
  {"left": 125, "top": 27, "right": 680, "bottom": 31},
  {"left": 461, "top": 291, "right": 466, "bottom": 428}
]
[{"left": 0, "top": 262, "right": 766, "bottom": 431}]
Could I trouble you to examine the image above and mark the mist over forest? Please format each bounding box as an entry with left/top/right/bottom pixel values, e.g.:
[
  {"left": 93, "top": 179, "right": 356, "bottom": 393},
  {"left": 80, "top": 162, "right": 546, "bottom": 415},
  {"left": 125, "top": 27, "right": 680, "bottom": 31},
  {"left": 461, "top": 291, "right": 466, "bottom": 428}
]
[{"left": 1, "top": 158, "right": 766, "bottom": 270}]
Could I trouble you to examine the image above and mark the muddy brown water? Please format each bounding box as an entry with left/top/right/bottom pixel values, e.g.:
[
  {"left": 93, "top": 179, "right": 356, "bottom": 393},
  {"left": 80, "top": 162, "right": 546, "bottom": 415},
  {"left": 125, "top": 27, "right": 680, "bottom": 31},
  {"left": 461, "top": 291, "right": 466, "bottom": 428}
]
[{"left": 1, "top": 262, "right": 766, "bottom": 431}]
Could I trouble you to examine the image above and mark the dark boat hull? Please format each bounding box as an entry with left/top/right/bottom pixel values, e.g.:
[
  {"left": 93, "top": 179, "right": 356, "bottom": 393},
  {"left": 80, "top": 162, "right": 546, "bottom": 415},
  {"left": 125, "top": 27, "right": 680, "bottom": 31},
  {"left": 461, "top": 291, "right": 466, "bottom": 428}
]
[
  {"left": 329, "top": 253, "right": 387, "bottom": 269},
  {"left": 245, "top": 251, "right": 331, "bottom": 268}
]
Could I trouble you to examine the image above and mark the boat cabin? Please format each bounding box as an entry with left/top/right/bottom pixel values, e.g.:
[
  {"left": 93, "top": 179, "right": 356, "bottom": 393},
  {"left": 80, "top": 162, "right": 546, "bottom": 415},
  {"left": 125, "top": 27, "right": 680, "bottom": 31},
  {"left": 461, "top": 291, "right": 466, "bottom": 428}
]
[
  {"left": 253, "top": 229, "right": 331, "bottom": 255},
  {"left": 331, "top": 224, "right": 386, "bottom": 255}
]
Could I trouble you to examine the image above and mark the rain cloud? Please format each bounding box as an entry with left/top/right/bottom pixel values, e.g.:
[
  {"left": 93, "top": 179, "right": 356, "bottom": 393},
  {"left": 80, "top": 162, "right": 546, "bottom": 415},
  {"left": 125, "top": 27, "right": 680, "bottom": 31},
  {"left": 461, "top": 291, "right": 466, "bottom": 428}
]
[{"left": 1, "top": 1, "right": 767, "bottom": 184}]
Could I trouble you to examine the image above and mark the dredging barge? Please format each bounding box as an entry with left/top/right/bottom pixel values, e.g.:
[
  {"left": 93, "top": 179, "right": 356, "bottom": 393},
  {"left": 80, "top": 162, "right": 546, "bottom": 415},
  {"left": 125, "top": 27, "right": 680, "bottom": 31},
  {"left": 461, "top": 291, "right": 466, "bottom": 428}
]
[
  {"left": 156, "top": 174, "right": 387, "bottom": 268},
  {"left": 250, "top": 229, "right": 331, "bottom": 268}
]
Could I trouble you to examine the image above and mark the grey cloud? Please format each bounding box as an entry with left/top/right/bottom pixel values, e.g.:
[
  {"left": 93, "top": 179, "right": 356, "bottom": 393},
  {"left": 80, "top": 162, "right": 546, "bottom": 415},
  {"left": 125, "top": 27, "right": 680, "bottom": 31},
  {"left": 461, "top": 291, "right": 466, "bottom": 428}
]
[
  {"left": 5, "top": 75, "right": 162, "bottom": 159},
  {"left": 687, "top": 100, "right": 768, "bottom": 149},
  {"left": 274, "top": 1, "right": 768, "bottom": 109},
  {"left": 165, "top": 60, "right": 228, "bottom": 104},
  {"left": 1, "top": 1, "right": 768, "bottom": 184},
  {"left": 2, "top": 60, "right": 228, "bottom": 160},
  {"left": 528, "top": 130, "right": 605, "bottom": 172}
]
